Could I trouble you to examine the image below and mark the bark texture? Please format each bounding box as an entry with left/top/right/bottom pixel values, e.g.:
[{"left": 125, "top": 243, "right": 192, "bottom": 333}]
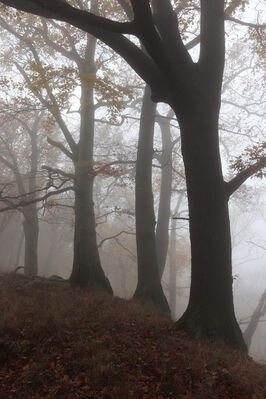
[{"left": 173, "top": 96, "right": 246, "bottom": 350}]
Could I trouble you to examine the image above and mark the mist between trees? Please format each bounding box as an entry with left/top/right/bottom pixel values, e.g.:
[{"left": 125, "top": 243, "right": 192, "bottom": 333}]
[{"left": 0, "top": 0, "right": 265, "bottom": 360}]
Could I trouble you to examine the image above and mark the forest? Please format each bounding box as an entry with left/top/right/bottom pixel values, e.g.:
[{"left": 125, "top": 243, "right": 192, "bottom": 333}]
[{"left": 0, "top": 0, "right": 265, "bottom": 398}]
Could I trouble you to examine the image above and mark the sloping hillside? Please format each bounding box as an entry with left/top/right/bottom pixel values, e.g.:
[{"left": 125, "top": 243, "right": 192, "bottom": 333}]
[{"left": 0, "top": 274, "right": 265, "bottom": 399}]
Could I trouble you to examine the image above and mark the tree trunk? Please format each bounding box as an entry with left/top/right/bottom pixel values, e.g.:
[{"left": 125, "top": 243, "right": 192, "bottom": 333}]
[
  {"left": 7, "top": 243, "right": 14, "bottom": 270},
  {"left": 71, "top": 172, "right": 112, "bottom": 293},
  {"left": 173, "top": 98, "right": 247, "bottom": 350},
  {"left": 243, "top": 289, "right": 266, "bottom": 350},
  {"left": 23, "top": 116, "right": 40, "bottom": 277},
  {"left": 134, "top": 85, "right": 170, "bottom": 314},
  {"left": 44, "top": 228, "right": 57, "bottom": 276},
  {"left": 23, "top": 206, "right": 39, "bottom": 277},
  {"left": 168, "top": 216, "right": 177, "bottom": 319},
  {"left": 168, "top": 193, "right": 184, "bottom": 318},
  {"left": 14, "top": 230, "right": 24, "bottom": 269},
  {"left": 155, "top": 117, "right": 173, "bottom": 279},
  {"left": 69, "top": 35, "right": 112, "bottom": 294}
]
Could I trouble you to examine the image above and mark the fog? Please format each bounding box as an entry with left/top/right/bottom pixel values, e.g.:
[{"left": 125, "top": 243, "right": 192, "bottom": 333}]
[{"left": 0, "top": 0, "right": 265, "bottom": 369}]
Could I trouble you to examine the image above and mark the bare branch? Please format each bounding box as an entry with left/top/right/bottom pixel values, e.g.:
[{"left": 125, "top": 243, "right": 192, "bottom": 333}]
[
  {"left": 0, "top": 185, "right": 74, "bottom": 213},
  {"left": 47, "top": 137, "right": 75, "bottom": 161},
  {"left": 225, "top": 16, "right": 266, "bottom": 29},
  {"left": 41, "top": 165, "right": 74, "bottom": 180},
  {"left": 98, "top": 230, "right": 135, "bottom": 248}
]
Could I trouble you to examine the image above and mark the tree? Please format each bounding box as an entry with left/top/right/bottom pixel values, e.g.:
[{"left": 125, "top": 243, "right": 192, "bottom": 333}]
[
  {"left": 155, "top": 109, "right": 182, "bottom": 280},
  {"left": 0, "top": 112, "right": 43, "bottom": 276},
  {"left": 134, "top": 84, "right": 170, "bottom": 313},
  {"left": 0, "top": 6, "right": 132, "bottom": 292},
  {"left": 239, "top": 289, "right": 266, "bottom": 350},
  {"left": 0, "top": 0, "right": 265, "bottom": 350}
]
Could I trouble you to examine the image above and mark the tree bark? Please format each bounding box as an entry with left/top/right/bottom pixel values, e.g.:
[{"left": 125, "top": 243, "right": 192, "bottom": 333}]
[
  {"left": 134, "top": 85, "right": 170, "bottom": 314},
  {"left": 71, "top": 170, "right": 112, "bottom": 293},
  {"left": 44, "top": 228, "right": 57, "bottom": 276},
  {"left": 14, "top": 230, "right": 24, "bottom": 269},
  {"left": 22, "top": 113, "right": 40, "bottom": 277},
  {"left": 173, "top": 95, "right": 246, "bottom": 350},
  {"left": 23, "top": 206, "right": 39, "bottom": 276},
  {"left": 155, "top": 115, "right": 173, "bottom": 279},
  {"left": 69, "top": 35, "right": 112, "bottom": 293},
  {"left": 168, "top": 193, "right": 184, "bottom": 318},
  {"left": 168, "top": 216, "right": 177, "bottom": 319}
]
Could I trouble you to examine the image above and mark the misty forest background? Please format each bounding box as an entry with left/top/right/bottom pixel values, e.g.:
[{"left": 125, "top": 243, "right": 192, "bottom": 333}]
[{"left": 0, "top": 0, "right": 265, "bottom": 364}]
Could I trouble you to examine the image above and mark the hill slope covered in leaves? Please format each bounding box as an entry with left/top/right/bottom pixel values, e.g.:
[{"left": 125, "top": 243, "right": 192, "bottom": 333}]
[{"left": 0, "top": 274, "right": 265, "bottom": 399}]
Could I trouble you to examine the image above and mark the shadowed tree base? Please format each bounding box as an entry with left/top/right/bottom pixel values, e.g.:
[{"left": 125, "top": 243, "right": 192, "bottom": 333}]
[
  {"left": 70, "top": 262, "right": 113, "bottom": 295},
  {"left": 174, "top": 309, "right": 247, "bottom": 352},
  {"left": 134, "top": 285, "right": 170, "bottom": 315}
]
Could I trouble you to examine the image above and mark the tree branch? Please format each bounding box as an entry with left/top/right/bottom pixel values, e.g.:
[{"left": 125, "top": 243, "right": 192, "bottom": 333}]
[
  {"left": 98, "top": 230, "right": 135, "bottom": 248},
  {"left": 152, "top": 0, "right": 192, "bottom": 70},
  {"left": 47, "top": 136, "right": 75, "bottom": 161},
  {"left": 0, "top": 1, "right": 135, "bottom": 33},
  {"left": 227, "top": 157, "right": 266, "bottom": 197},
  {"left": 225, "top": 16, "right": 266, "bottom": 29},
  {"left": 0, "top": 0, "right": 168, "bottom": 100},
  {"left": 0, "top": 185, "right": 74, "bottom": 213},
  {"left": 199, "top": 0, "right": 225, "bottom": 92},
  {"left": 41, "top": 165, "right": 74, "bottom": 180}
]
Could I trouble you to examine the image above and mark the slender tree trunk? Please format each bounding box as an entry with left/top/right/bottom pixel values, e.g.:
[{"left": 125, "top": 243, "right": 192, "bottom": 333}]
[
  {"left": 174, "top": 99, "right": 246, "bottom": 350},
  {"left": 14, "top": 230, "right": 24, "bottom": 268},
  {"left": 69, "top": 35, "right": 112, "bottom": 293},
  {"left": 156, "top": 117, "right": 173, "bottom": 279},
  {"left": 7, "top": 243, "right": 14, "bottom": 269},
  {"left": 134, "top": 85, "right": 170, "bottom": 313},
  {"left": 168, "top": 194, "right": 184, "bottom": 318},
  {"left": 243, "top": 289, "right": 266, "bottom": 350},
  {"left": 120, "top": 262, "right": 127, "bottom": 297},
  {"left": 0, "top": 214, "right": 13, "bottom": 236},
  {"left": 168, "top": 216, "right": 177, "bottom": 319},
  {"left": 44, "top": 228, "right": 57, "bottom": 276},
  {"left": 23, "top": 206, "right": 39, "bottom": 276},
  {"left": 23, "top": 115, "right": 40, "bottom": 277}
]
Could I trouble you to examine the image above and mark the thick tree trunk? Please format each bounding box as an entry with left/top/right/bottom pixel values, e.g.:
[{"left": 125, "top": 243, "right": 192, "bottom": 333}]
[
  {"left": 173, "top": 99, "right": 247, "bottom": 351},
  {"left": 70, "top": 171, "right": 112, "bottom": 293},
  {"left": 23, "top": 206, "right": 39, "bottom": 277},
  {"left": 134, "top": 85, "right": 170, "bottom": 314},
  {"left": 69, "top": 35, "right": 112, "bottom": 294},
  {"left": 156, "top": 118, "right": 173, "bottom": 279}
]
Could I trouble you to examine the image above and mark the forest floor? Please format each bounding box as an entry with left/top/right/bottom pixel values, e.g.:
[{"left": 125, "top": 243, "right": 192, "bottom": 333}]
[{"left": 0, "top": 273, "right": 265, "bottom": 399}]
